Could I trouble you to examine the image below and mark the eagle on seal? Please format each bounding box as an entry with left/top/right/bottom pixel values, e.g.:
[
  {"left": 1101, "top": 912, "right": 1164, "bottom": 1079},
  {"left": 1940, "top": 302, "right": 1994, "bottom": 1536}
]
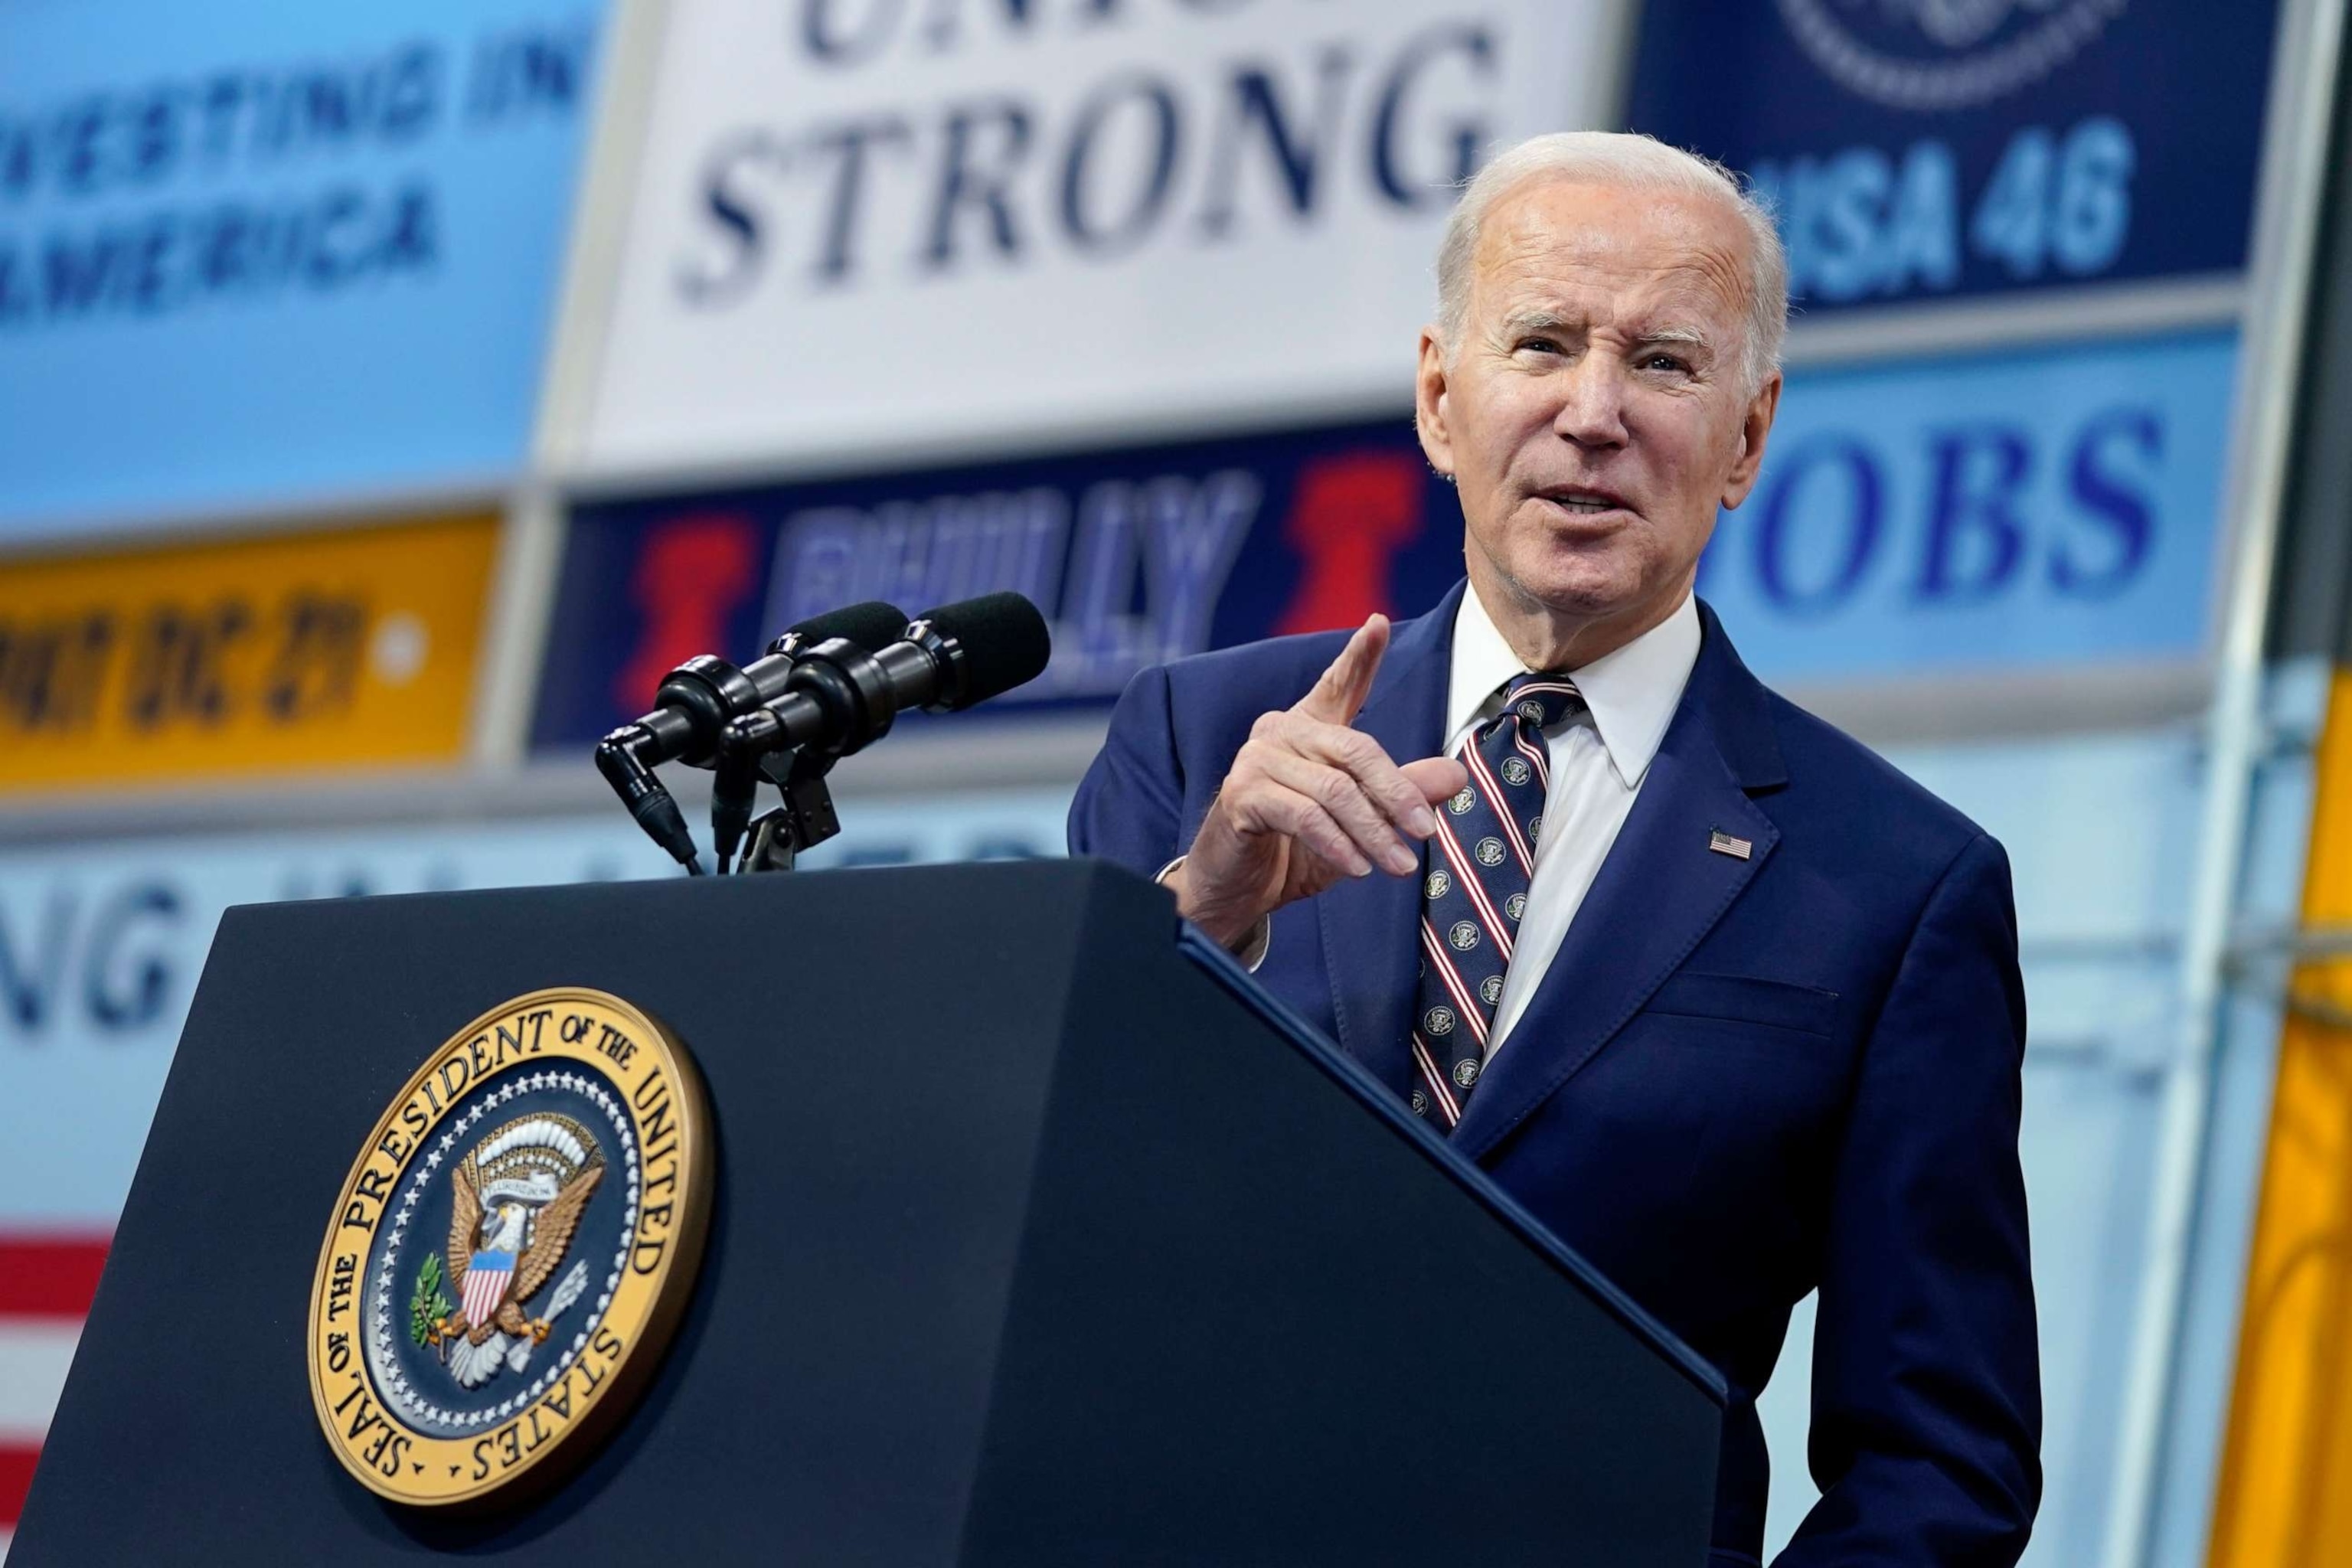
[{"left": 428, "top": 1114, "right": 603, "bottom": 1388}]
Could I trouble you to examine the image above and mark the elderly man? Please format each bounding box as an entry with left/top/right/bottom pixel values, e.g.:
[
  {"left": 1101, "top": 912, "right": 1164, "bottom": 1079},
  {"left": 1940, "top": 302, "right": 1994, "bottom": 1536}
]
[{"left": 1070, "top": 132, "right": 2040, "bottom": 1564}]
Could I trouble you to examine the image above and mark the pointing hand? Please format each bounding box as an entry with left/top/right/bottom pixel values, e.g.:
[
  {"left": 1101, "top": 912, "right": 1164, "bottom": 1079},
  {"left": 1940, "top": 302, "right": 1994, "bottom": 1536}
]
[{"left": 1168, "top": 616, "right": 1471, "bottom": 949}]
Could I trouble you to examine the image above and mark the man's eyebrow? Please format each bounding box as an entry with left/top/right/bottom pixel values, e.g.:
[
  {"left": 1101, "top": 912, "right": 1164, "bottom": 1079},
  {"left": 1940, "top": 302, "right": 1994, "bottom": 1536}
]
[
  {"left": 1498, "top": 308, "right": 1579, "bottom": 336},
  {"left": 1635, "top": 325, "right": 1713, "bottom": 352},
  {"left": 1496, "top": 312, "right": 1717, "bottom": 355}
]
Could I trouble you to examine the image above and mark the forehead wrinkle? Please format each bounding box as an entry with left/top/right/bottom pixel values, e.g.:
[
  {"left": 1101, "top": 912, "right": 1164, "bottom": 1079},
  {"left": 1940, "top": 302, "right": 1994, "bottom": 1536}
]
[{"left": 1468, "top": 181, "right": 1753, "bottom": 350}]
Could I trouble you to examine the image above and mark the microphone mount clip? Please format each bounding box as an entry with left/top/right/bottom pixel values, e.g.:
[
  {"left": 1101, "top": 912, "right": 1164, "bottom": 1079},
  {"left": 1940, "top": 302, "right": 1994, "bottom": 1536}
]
[{"left": 735, "top": 745, "right": 841, "bottom": 874}]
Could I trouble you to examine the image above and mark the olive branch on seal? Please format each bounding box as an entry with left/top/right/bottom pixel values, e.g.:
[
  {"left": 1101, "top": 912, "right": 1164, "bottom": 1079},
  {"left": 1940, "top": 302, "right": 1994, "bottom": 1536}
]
[{"left": 410, "top": 1254, "right": 454, "bottom": 1354}]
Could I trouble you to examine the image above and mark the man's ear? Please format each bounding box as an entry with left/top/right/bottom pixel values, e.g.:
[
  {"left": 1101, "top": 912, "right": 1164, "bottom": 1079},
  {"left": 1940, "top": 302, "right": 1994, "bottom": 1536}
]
[
  {"left": 1416, "top": 328, "right": 1454, "bottom": 479},
  {"left": 1720, "top": 371, "right": 1783, "bottom": 510}
]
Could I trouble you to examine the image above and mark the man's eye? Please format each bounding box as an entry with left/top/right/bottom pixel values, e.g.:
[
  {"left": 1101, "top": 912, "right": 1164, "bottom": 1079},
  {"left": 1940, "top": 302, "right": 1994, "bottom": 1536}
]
[
  {"left": 1517, "top": 338, "right": 1562, "bottom": 354},
  {"left": 1642, "top": 352, "right": 1690, "bottom": 373}
]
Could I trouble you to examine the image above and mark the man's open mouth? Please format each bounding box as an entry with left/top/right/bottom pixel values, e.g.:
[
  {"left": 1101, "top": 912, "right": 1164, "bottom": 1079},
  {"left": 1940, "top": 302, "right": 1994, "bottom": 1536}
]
[{"left": 1540, "top": 488, "right": 1632, "bottom": 515}]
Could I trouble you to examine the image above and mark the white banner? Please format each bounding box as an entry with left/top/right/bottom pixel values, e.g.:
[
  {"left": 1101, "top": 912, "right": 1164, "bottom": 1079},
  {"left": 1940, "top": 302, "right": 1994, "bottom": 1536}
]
[
  {"left": 580, "top": 0, "right": 1628, "bottom": 477},
  {"left": 0, "top": 789, "right": 1073, "bottom": 1230}
]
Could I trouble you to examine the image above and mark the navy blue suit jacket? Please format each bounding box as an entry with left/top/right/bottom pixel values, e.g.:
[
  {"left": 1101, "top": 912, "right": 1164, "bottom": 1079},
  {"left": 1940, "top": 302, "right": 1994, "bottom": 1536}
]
[{"left": 1067, "top": 582, "right": 2040, "bottom": 1565}]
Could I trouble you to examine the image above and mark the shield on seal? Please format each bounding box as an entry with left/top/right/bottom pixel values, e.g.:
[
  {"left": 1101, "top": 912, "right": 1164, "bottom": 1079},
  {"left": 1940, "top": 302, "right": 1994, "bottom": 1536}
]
[{"left": 461, "top": 1250, "right": 516, "bottom": 1330}]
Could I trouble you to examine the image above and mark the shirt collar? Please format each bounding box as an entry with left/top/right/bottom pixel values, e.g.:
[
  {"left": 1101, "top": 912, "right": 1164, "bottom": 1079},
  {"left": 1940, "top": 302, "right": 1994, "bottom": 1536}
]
[{"left": 1446, "top": 583, "right": 1700, "bottom": 789}]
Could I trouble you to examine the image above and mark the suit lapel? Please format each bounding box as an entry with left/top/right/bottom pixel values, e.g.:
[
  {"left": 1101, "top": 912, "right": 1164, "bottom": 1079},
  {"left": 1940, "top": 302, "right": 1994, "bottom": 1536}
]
[
  {"left": 1451, "top": 603, "right": 1788, "bottom": 1160},
  {"left": 1314, "top": 581, "right": 1464, "bottom": 1097}
]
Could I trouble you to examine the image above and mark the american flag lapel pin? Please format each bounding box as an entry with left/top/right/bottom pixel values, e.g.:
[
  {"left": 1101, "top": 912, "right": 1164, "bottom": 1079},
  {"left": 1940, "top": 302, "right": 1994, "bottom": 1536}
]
[{"left": 1708, "top": 828, "right": 1753, "bottom": 861}]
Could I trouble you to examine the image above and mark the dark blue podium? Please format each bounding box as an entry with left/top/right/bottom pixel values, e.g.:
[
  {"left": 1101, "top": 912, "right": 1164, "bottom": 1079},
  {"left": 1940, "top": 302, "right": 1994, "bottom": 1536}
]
[{"left": 14, "top": 859, "right": 1722, "bottom": 1564}]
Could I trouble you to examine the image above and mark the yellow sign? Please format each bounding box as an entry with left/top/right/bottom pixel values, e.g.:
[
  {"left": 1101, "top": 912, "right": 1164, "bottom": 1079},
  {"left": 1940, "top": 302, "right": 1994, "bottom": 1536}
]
[
  {"left": 0, "top": 513, "right": 498, "bottom": 791},
  {"left": 306, "top": 988, "right": 713, "bottom": 1508}
]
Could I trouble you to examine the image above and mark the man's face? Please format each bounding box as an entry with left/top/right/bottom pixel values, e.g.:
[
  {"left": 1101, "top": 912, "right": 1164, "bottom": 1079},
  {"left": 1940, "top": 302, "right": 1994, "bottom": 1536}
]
[{"left": 1417, "top": 178, "right": 1779, "bottom": 646}]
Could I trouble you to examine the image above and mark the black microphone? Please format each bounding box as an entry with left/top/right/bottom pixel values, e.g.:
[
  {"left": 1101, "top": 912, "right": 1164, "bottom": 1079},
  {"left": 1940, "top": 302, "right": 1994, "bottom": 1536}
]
[
  {"left": 721, "top": 591, "right": 1053, "bottom": 765},
  {"left": 643, "top": 598, "right": 910, "bottom": 769},
  {"left": 596, "top": 599, "right": 907, "bottom": 871},
  {"left": 707, "top": 602, "right": 912, "bottom": 868}
]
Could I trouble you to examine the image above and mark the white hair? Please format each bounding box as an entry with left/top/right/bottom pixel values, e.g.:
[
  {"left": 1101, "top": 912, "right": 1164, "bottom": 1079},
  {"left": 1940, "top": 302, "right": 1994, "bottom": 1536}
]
[{"left": 1433, "top": 131, "right": 1788, "bottom": 395}]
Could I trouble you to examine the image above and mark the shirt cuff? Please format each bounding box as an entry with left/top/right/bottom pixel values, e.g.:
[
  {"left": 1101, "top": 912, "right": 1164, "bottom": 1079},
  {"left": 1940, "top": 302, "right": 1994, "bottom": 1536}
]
[{"left": 1155, "top": 855, "right": 1270, "bottom": 972}]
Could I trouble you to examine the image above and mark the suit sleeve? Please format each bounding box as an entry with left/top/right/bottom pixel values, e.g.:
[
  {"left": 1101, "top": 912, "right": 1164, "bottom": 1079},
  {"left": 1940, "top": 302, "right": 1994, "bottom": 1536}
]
[
  {"left": 1779, "top": 832, "right": 2042, "bottom": 1566},
  {"left": 1067, "top": 664, "right": 1187, "bottom": 879}
]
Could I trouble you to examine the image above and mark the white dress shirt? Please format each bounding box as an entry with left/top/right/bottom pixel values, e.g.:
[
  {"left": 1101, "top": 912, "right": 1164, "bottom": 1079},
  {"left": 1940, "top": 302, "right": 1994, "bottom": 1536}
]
[{"left": 1444, "top": 586, "right": 1700, "bottom": 1056}]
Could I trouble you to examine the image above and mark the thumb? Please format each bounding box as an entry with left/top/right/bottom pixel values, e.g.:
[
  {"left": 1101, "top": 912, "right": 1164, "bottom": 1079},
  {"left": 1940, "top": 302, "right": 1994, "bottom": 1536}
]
[{"left": 1400, "top": 755, "right": 1470, "bottom": 805}]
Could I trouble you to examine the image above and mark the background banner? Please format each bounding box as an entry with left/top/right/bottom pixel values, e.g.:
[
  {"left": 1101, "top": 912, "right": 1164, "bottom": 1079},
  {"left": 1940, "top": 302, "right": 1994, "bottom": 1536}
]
[
  {"left": 0, "top": 795, "right": 1071, "bottom": 1233},
  {"left": 0, "top": 513, "right": 501, "bottom": 792},
  {"left": 538, "top": 416, "right": 1467, "bottom": 747},
  {"left": 537, "top": 327, "right": 2234, "bottom": 750},
  {"left": 0, "top": 0, "right": 608, "bottom": 537},
  {"left": 536, "top": 418, "right": 1465, "bottom": 746},
  {"left": 1700, "top": 328, "right": 2236, "bottom": 681},
  {"left": 1625, "top": 0, "right": 2282, "bottom": 312},
  {"left": 577, "top": 0, "right": 1630, "bottom": 478}
]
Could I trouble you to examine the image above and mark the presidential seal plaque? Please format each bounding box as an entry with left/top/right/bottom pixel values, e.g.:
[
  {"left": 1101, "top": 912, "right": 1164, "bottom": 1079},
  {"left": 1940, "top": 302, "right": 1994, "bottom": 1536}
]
[{"left": 305, "top": 987, "right": 713, "bottom": 1507}]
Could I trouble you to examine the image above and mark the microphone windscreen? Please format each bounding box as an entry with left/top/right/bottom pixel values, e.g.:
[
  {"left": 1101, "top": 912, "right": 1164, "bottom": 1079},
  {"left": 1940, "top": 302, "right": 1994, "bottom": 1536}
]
[
  {"left": 789, "top": 599, "right": 908, "bottom": 652},
  {"left": 916, "top": 591, "right": 1053, "bottom": 709}
]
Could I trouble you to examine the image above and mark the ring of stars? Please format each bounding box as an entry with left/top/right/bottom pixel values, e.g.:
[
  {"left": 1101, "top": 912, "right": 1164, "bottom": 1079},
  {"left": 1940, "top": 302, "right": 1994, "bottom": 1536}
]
[{"left": 364, "top": 1067, "right": 642, "bottom": 1436}]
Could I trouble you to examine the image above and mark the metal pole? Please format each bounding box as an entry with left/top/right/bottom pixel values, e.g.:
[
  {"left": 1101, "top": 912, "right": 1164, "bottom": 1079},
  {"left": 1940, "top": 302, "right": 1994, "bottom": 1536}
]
[{"left": 2098, "top": 2, "right": 2348, "bottom": 1563}]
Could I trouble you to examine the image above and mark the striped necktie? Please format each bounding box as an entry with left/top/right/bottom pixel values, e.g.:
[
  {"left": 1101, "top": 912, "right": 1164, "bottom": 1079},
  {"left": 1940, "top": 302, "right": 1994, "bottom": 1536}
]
[{"left": 1407, "top": 671, "right": 1583, "bottom": 1131}]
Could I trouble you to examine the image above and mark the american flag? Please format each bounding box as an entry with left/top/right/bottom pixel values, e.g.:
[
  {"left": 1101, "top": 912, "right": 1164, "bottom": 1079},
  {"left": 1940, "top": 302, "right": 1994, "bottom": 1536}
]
[
  {"left": 0, "top": 1235, "right": 108, "bottom": 1563},
  {"left": 462, "top": 1251, "right": 515, "bottom": 1332}
]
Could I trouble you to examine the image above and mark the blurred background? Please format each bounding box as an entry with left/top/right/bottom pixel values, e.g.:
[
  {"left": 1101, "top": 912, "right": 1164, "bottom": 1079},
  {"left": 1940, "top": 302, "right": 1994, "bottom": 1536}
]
[{"left": 2, "top": 0, "right": 2350, "bottom": 1561}]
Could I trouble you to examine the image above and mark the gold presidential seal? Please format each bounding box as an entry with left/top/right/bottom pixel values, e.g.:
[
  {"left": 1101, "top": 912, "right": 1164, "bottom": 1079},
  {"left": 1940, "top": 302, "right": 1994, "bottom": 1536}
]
[{"left": 306, "top": 988, "right": 712, "bottom": 1507}]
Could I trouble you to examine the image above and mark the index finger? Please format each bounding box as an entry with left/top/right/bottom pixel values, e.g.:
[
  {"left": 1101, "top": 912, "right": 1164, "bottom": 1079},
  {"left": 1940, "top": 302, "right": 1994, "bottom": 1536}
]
[{"left": 1294, "top": 614, "right": 1390, "bottom": 725}]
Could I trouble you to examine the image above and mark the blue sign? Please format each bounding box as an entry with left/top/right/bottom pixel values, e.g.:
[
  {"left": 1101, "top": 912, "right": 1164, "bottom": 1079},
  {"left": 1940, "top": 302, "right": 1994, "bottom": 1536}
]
[
  {"left": 0, "top": 1, "right": 606, "bottom": 538},
  {"left": 1704, "top": 329, "right": 2235, "bottom": 678},
  {"left": 534, "top": 329, "right": 2233, "bottom": 752},
  {"left": 1625, "top": 0, "right": 2281, "bottom": 311},
  {"left": 531, "top": 423, "right": 1471, "bottom": 751}
]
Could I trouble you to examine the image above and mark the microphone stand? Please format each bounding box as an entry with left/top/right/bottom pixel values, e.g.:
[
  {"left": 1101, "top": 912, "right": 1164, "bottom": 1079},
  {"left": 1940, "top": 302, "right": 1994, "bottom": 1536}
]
[
  {"left": 708, "top": 627, "right": 867, "bottom": 871},
  {"left": 733, "top": 745, "right": 842, "bottom": 874},
  {"left": 715, "top": 633, "right": 897, "bottom": 873}
]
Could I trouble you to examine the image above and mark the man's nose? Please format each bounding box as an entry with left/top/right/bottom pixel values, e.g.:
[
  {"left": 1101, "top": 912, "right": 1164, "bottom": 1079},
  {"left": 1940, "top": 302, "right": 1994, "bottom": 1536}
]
[{"left": 1551, "top": 355, "right": 1629, "bottom": 448}]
